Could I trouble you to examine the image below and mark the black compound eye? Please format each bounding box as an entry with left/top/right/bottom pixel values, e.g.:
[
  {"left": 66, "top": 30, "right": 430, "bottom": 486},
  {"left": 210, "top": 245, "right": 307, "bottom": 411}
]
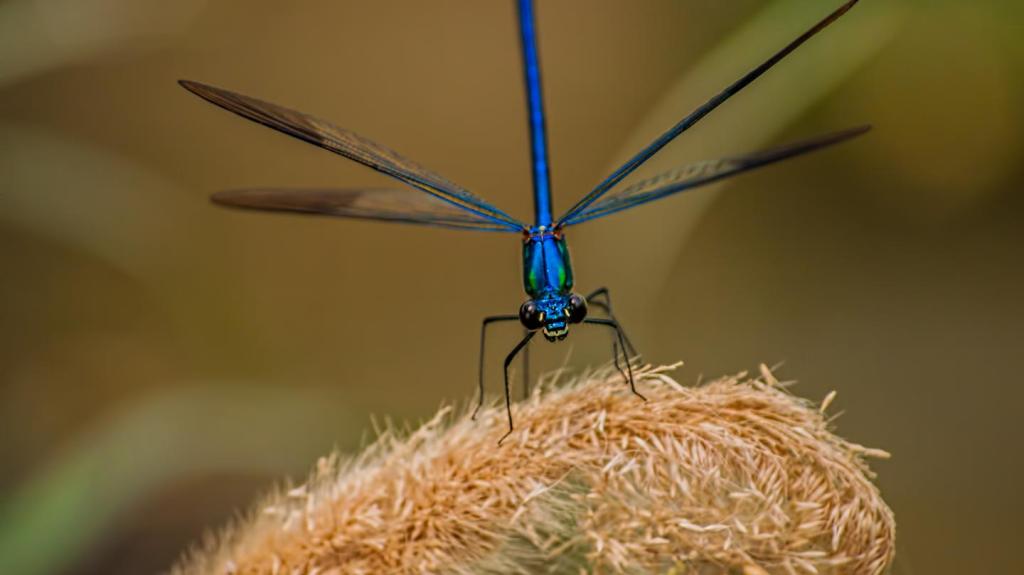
[
  {"left": 565, "top": 294, "right": 587, "bottom": 324},
  {"left": 519, "top": 300, "right": 545, "bottom": 330}
]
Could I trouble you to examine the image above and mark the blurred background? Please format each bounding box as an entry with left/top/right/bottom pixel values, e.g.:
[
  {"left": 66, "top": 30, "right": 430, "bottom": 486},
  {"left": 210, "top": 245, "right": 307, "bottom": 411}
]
[{"left": 1, "top": 0, "right": 1021, "bottom": 573}]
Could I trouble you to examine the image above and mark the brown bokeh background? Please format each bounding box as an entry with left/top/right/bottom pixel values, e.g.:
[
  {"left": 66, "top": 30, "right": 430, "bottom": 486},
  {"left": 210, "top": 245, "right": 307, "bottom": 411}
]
[{"left": 1, "top": 1, "right": 1020, "bottom": 573}]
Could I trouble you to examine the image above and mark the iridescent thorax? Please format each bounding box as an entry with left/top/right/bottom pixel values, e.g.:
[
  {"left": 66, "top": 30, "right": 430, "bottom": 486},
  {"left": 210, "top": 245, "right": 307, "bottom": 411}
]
[
  {"left": 521, "top": 226, "right": 584, "bottom": 340},
  {"left": 178, "top": 0, "right": 867, "bottom": 442},
  {"left": 522, "top": 226, "right": 572, "bottom": 297}
]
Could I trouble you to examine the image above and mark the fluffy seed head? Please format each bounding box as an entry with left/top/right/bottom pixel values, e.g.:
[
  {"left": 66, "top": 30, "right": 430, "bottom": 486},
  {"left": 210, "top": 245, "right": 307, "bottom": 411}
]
[{"left": 173, "top": 363, "right": 895, "bottom": 574}]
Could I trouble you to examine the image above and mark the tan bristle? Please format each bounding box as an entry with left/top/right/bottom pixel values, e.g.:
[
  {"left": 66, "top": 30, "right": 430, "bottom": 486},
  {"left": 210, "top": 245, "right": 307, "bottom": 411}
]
[{"left": 173, "top": 363, "right": 895, "bottom": 574}]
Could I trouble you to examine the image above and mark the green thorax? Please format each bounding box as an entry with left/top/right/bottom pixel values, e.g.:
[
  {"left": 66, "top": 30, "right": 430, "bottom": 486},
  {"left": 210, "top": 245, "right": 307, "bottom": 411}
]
[{"left": 522, "top": 230, "right": 574, "bottom": 298}]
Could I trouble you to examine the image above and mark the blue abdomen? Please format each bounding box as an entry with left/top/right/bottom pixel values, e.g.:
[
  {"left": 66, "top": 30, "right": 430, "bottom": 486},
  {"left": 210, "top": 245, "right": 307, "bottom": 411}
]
[{"left": 522, "top": 232, "right": 573, "bottom": 297}]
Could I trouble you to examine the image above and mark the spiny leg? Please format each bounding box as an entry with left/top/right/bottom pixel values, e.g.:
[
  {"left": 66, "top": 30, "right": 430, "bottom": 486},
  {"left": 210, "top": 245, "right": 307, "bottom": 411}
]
[
  {"left": 585, "top": 290, "right": 623, "bottom": 371},
  {"left": 500, "top": 331, "right": 537, "bottom": 445},
  {"left": 475, "top": 314, "right": 519, "bottom": 420},
  {"left": 584, "top": 318, "right": 647, "bottom": 402},
  {"left": 522, "top": 328, "right": 531, "bottom": 400},
  {"left": 587, "top": 297, "right": 628, "bottom": 373},
  {"left": 586, "top": 287, "right": 638, "bottom": 357},
  {"left": 585, "top": 286, "right": 639, "bottom": 362},
  {"left": 585, "top": 300, "right": 628, "bottom": 384},
  {"left": 585, "top": 318, "right": 633, "bottom": 395}
]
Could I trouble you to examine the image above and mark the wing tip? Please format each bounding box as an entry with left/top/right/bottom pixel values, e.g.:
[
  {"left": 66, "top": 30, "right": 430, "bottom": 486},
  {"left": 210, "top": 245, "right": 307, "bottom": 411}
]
[
  {"left": 781, "top": 124, "right": 872, "bottom": 158},
  {"left": 178, "top": 78, "right": 202, "bottom": 93},
  {"left": 838, "top": 123, "right": 873, "bottom": 142},
  {"left": 210, "top": 190, "right": 242, "bottom": 208},
  {"left": 178, "top": 79, "right": 226, "bottom": 102},
  {"left": 835, "top": 0, "right": 862, "bottom": 18}
]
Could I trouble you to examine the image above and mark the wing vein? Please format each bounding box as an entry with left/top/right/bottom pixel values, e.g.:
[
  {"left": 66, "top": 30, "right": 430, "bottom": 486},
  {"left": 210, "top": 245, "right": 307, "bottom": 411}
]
[
  {"left": 556, "top": 0, "right": 861, "bottom": 226},
  {"left": 562, "top": 126, "right": 870, "bottom": 226},
  {"left": 179, "top": 80, "right": 526, "bottom": 231}
]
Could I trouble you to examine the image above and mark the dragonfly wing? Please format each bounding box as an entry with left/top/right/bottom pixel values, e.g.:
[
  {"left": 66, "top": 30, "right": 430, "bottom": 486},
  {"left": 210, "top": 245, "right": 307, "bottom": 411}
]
[
  {"left": 211, "top": 187, "right": 522, "bottom": 232},
  {"left": 561, "top": 126, "right": 870, "bottom": 226},
  {"left": 179, "top": 80, "right": 527, "bottom": 231},
  {"left": 556, "top": 0, "right": 860, "bottom": 226}
]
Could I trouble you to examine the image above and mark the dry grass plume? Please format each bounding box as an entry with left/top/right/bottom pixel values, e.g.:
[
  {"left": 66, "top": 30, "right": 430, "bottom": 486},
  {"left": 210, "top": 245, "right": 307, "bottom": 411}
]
[{"left": 173, "top": 363, "right": 895, "bottom": 574}]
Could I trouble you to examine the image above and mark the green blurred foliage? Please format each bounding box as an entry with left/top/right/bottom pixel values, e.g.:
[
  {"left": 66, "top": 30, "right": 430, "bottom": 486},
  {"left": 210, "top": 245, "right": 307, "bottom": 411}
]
[{"left": 1, "top": 1, "right": 1021, "bottom": 573}]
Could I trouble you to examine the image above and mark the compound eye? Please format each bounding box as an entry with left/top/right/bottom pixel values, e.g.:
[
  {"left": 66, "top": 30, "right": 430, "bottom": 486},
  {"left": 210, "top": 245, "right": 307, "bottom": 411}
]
[
  {"left": 565, "top": 294, "right": 587, "bottom": 324},
  {"left": 519, "top": 300, "right": 545, "bottom": 330}
]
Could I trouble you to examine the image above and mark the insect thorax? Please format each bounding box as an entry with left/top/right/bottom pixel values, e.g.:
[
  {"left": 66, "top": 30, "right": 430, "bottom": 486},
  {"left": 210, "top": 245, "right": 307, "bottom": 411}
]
[{"left": 522, "top": 227, "right": 573, "bottom": 298}]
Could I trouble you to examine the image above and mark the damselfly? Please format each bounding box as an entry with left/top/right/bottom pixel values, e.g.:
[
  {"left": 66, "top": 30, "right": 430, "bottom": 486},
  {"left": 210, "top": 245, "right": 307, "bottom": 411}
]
[{"left": 180, "top": 0, "right": 867, "bottom": 442}]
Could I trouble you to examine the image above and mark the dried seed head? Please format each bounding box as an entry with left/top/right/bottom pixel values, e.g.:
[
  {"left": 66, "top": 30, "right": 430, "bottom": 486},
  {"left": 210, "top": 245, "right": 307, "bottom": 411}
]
[{"left": 173, "top": 364, "right": 895, "bottom": 574}]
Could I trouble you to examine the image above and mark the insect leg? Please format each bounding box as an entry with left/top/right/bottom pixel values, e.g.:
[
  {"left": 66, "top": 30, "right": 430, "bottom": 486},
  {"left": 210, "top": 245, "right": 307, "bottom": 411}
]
[
  {"left": 522, "top": 328, "right": 531, "bottom": 400},
  {"left": 585, "top": 286, "right": 639, "bottom": 360},
  {"left": 500, "top": 331, "right": 537, "bottom": 445},
  {"left": 475, "top": 314, "right": 519, "bottom": 420},
  {"left": 584, "top": 318, "right": 647, "bottom": 402},
  {"left": 585, "top": 288, "right": 626, "bottom": 369}
]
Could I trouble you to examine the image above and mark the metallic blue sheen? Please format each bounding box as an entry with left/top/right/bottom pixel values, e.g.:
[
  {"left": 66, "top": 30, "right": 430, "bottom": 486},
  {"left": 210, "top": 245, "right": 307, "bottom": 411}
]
[
  {"left": 522, "top": 228, "right": 574, "bottom": 339},
  {"left": 185, "top": 0, "right": 864, "bottom": 346},
  {"left": 182, "top": 0, "right": 866, "bottom": 440},
  {"left": 522, "top": 231, "right": 573, "bottom": 298},
  {"left": 554, "top": 0, "right": 862, "bottom": 227},
  {"left": 517, "top": 0, "right": 554, "bottom": 227}
]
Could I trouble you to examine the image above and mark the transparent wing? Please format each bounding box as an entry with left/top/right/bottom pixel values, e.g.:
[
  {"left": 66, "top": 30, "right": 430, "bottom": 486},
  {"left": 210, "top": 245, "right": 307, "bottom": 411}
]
[
  {"left": 211, "top": 187, "right": 520, "bottom": 232},
  {"left": 556, "top": 0, "right": 860, "bottom": 227},
  {"left": 561, "top": 126, "right": 869, "bottom": 226},
  {"left": 179, "top": 80, "right": 527, "bottom": 231}
]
